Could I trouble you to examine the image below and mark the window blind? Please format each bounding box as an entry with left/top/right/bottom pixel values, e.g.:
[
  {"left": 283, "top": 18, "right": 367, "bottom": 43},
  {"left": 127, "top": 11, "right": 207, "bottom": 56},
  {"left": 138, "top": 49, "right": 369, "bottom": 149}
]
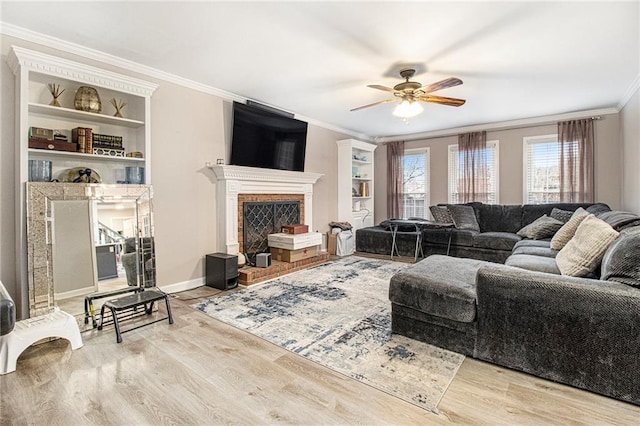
[
  {"left": 448, "top": 141, "right": 499, "bottom": 204},
  {"left": 402, "top": 149, "right": 429, "bottom": 218},
  {"left": 524, "top": 135, "right": 576, "bottom": 204}
]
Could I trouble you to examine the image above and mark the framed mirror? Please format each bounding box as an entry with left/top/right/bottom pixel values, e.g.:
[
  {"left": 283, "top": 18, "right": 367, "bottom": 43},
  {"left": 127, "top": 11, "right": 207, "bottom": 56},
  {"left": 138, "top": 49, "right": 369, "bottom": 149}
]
[{"left": 26, "top": 183, "right": 154, "bottom": 324}]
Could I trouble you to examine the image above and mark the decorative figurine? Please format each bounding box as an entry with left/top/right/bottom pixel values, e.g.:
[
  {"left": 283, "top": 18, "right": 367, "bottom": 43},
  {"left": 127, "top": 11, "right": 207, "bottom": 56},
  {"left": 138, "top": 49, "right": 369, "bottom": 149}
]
[
  {"left": 110, "top": 98, "right": 127, "bottom": 118},
  {"left": 47, "top": 83, "right": 65, "bottom": 107}
]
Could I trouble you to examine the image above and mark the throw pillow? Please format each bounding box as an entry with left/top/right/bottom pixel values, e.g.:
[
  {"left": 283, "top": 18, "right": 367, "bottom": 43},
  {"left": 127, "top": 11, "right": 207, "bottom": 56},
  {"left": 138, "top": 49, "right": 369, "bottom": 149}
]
[
  {"left": 447, "top": 205, "right": 480, "bottom": 232},
  {"left": 556, "top": 214, "right": 619, "bottom": 277},
  {"left": 600, "top": 227, "right": 640, "bottom": 288},
  {"left": 550, "top": 207, "right": 573, "bottom": 223},
  {"left": 429, "top": 205, "right": 453, "bottom": 224},
  {"left": 549, "top": 207, "right": 589, "bottom": 250},
  {"left": 516, "top": 215, "right": 563, "bottom": 240},
  {"left": 596, "top": 211, "right": 640, "bottom": 231}
]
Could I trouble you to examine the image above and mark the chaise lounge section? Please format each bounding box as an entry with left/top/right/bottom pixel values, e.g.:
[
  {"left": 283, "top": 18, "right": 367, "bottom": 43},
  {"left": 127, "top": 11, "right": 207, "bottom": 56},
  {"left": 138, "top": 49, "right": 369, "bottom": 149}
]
[{"left": 389, "top": 213, "right": 640, "bottom": 405}]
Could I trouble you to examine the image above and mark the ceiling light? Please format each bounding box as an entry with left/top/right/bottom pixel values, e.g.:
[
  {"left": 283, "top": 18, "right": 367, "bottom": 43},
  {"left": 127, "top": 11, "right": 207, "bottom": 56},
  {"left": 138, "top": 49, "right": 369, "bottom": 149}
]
[{"left": 392, "top": 100, "right": 424, "bottom": 119}]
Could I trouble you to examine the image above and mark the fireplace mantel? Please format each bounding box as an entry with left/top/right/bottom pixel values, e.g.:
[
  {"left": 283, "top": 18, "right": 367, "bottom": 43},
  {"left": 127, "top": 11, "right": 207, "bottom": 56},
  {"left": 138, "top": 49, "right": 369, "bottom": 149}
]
[{"left": 210, "top": 165, "right": 323, "bottom": 254}]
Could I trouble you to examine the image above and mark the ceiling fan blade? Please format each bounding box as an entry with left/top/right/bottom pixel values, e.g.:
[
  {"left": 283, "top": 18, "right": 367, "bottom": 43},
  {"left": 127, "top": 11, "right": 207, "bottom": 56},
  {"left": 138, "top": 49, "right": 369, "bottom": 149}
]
[
  {"left": 367, "top": 84, "right": 397, "bottom": 93},
  {"left": 420, "top": 77, "right": 463, "bottom": 94},
  {"left": 418, "top": 95, "right": 466, "bottom": 107},
  {"left": 350, "top": 98, "right": 397, "bottom": 112}
]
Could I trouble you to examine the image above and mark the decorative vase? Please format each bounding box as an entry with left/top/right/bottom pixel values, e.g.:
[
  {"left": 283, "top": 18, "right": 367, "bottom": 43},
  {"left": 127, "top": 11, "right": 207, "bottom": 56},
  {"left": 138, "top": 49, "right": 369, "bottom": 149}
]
[
  {"left": 125, "top": 166, "right": 145, "bottom": 184},
  {"left": 28, "top": 160, "right": 52, "bottom": 182},
  {"left": 74, "top": 86, "right": 102, "bottom": 113}
]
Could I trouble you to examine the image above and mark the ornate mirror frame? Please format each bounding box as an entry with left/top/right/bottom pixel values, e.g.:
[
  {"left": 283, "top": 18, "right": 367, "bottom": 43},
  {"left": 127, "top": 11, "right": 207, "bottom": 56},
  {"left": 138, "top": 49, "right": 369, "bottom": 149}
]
[{"left": 26, "top": 182, "right": 153, "bottom": 317}]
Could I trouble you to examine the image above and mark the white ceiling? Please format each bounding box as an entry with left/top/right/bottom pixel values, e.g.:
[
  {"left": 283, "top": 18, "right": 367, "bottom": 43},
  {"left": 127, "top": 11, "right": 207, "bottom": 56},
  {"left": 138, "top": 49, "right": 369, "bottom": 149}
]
[{"left": 1, "top": 1, "right": 638, "bottom": 139}]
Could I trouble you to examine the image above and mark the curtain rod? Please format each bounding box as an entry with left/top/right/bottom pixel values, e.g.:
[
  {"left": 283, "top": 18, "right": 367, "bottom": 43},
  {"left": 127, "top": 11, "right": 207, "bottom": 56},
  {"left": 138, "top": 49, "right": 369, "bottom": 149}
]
[{"left": 381, "top": 115, "right": 604, "bottom": 144}]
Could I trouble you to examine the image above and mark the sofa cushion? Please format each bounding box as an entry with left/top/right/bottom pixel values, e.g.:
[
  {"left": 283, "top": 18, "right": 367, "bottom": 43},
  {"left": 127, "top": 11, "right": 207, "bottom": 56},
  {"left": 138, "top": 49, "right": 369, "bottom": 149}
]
[
  {"left": 550, "top": 207, "right": 574, "bottom": 223},
  {"left": 517, "top": 215, "right": 563, "bottom": 239},
  {"left": 513, "top": 239, "right": 551, "bottom": 250},
  {"left": 505, "top": 254, "right": 561, "bottom": 274},
  {"left": 586, "top": 203, "right": 612, "bottom": 215},
  {"left": 473, "top": 232, "right": 521, "bottom": 251},
  {"left": 600, "top": 227, "right": 640, "bottom": 288},
  {"left": 389, "top": 255, "right": 485, "bottom": 323},
  {"left": 447, "top": 205, "right": 480, "bottom": 232},
  {"left": 556, "top": 214, "right": 619, "bottom": 277},
  {"left": 596, "top": 211, "right": 640, "bottom": 231},
  {"left": 511, "top": 245, "right": 558, "bottom": 258},
  {"left": 475, "top": 204, "right": 523, "bottom": 233},
  {"left": 550, "top": 207, "right": 589, "bottom": 250},
  {"left": 429, "top": 205, "right": 453, "bottom": 224}
]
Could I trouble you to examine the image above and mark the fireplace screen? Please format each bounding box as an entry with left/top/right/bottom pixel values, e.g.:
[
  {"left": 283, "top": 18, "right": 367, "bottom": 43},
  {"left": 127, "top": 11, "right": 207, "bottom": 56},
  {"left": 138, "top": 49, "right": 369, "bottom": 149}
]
[{"left": 243, "top": 201, "right": 300, "bottom": 264}]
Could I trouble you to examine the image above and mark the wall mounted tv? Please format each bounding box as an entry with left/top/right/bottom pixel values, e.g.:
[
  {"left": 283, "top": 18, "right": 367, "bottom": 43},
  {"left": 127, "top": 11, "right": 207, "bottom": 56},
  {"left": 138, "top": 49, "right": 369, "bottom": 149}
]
[{"left": 230, "top": 101, "right": 308, "bottom": 172}]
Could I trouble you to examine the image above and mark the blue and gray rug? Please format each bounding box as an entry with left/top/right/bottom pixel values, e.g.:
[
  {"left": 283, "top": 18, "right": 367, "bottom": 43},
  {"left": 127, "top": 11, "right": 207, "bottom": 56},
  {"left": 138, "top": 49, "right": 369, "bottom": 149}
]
[{"left": 194, "top": 256, "right": 464, "bottom": 412}]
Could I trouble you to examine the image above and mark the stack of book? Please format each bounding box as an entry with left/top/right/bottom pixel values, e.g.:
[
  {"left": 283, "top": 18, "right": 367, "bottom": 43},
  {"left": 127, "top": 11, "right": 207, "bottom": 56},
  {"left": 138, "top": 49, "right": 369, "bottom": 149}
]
[
  {"left": 72, "top": 127, "right": 94, "bottom": 154},
  {"left": 92, "top": 133, "right": 125, "bottom": 157}
]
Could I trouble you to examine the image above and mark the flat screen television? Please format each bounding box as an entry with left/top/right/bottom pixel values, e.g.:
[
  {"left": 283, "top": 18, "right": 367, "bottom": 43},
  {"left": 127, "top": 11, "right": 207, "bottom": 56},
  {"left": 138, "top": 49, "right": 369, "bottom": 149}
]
[{"left": 230, "top": 101, "right": 308, "bottom": 172}]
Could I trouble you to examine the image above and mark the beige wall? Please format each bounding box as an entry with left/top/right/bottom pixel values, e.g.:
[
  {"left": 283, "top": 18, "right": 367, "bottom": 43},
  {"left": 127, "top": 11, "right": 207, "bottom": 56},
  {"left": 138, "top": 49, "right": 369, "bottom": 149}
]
[
  {"left": 0, "top": 34, "right": 351, "bottom": 304},
  {"left": 621, "top": 87, "right": 640, "bottom": 212},
  {"left": 374, "top": 114, "right": 622, "bottom": 221}
]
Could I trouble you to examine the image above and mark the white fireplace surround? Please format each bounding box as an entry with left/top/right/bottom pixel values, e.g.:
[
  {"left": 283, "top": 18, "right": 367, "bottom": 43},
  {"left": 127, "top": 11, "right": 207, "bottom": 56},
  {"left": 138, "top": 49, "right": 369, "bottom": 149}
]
[{"left": 210, "top": 165, "right": 323, "bottom": 255}]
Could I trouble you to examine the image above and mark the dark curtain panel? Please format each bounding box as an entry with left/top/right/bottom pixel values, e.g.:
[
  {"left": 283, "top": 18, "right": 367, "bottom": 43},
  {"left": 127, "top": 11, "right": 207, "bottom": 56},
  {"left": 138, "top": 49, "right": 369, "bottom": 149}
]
[
  {"left": 558, "top": 119, "right": 594, "bottom": 202},
  {"left": 458, "top": 131, "right": 488, "bottom": 203},
  {"left": 386, "top": 141, "right": 404, "bottom": 218}
]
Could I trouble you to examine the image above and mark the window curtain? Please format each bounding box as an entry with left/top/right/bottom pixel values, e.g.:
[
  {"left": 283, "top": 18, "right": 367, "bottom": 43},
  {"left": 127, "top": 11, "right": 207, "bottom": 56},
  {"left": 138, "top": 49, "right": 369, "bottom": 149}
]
[
  {"left": 458, "top": 131, "right": 488, "bottom": 203},
  {"left": 386, "top": 141, "right": 404, "bottom": 218},
  {"left": 558, "top": 119, "right": 594, "bottom": 202}
]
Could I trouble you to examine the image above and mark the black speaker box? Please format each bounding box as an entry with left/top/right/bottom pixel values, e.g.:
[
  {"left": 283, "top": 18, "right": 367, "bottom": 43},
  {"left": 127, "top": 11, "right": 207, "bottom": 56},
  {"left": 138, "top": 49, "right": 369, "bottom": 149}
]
[{"left": 205, "top": 253, "right": 238, "bottom": 290}]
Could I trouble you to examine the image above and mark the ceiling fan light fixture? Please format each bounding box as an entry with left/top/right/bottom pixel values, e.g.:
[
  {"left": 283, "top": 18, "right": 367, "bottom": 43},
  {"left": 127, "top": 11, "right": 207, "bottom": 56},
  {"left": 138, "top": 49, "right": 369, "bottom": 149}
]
[{"left": 392, "top": 100, "right": 424, "bottom": 118}]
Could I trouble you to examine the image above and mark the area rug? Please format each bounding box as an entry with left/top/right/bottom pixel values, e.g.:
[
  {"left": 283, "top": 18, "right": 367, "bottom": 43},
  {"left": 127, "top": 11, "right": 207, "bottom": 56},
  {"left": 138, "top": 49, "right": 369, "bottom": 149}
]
[{"left": 193, "top": 256, "right": 464, "bottom": 412}]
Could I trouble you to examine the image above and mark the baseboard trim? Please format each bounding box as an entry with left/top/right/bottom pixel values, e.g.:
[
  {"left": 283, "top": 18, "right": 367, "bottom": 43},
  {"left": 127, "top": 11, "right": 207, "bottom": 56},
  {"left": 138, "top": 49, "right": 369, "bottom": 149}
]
[{"left": 159, "top": 277, "right": 204, "bottom": 294}]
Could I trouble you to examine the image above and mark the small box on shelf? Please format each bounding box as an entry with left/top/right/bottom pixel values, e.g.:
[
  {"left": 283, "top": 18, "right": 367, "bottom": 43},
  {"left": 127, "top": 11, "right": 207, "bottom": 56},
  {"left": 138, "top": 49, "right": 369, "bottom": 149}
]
[
  {"left": 29, "top": 126, "right": 53, "bottom": 141},
  {"left": 281, "top": 224, "right": 309, "bottom": 234},
  {"left": 29, "top": 137, "right": 77, "bottom": 152}
]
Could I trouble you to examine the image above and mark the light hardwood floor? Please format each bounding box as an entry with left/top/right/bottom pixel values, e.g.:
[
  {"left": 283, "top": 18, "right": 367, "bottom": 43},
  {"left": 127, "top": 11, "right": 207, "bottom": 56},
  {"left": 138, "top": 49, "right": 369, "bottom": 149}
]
[{"left": 1, "top": 285, "right": 638, "bottom": 425}]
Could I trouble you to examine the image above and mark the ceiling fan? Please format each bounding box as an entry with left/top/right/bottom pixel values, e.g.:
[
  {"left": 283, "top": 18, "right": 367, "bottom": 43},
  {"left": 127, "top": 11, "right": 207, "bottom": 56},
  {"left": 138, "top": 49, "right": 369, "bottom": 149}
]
[{"left": 351, "top": 68, "right": 466, "bottom": 118}]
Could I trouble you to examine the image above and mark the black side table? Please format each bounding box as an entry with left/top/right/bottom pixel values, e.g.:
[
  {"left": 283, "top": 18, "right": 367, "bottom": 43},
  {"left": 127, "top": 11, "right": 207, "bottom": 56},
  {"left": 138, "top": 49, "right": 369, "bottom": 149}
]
[
  {"left": 419, "top": 221, "right": 455, "bottom": 256},
  {"left": 389, "top": 220, "right": 424, "bottom": 262},
  {"left": 389, "top": 219, "right": 455, "bottom": 261}
]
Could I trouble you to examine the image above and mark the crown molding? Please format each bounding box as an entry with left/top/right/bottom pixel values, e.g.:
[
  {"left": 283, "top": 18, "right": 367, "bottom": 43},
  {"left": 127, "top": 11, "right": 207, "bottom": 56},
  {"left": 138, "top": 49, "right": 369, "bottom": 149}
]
[
  {"left": 373, "top": 107, "right": 620, "bottom": 143},
  {"left": 1, "top": 21, "right": 368, "bottom": 140},
  {"left": 9, "top": 45, "right": 158, "bottom": 96},
  {"left": 619, "top": 74, "right": 640, "bottom": 110}
]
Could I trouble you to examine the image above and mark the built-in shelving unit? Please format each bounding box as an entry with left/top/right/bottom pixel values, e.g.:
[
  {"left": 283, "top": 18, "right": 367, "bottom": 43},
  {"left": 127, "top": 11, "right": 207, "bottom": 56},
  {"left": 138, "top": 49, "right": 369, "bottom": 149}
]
[
  {"left": 336, "top": 139, "right": 377, "bottom": 231},
  {"left": 8, "top": 45, "right": 158, "bottom": 317}
]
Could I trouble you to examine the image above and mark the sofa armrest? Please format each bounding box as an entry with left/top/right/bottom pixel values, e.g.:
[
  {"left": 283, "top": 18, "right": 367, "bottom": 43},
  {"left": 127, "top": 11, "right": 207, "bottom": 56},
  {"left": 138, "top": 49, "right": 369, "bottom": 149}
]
[{"left": 475, "top": 264, "right": 640, "bottom": 404}]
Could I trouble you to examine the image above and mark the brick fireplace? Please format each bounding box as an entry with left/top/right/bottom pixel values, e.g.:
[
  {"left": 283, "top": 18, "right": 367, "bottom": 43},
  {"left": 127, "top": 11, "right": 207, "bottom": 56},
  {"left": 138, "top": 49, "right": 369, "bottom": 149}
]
[{"left": 210, "top": 165, "right": 322, "bottom": 256}]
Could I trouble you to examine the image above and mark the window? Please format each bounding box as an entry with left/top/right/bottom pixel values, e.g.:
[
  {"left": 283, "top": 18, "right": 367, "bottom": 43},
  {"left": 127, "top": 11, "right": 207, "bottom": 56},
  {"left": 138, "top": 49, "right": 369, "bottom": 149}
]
[
  {"left": 524, "top": 135, "right": 563, "bottom": 204},
  {"left": 402, "top": 148, "right": 429, "bottom": 218},
  {"left": 448, "top": 141, "right": 499, "bottom": 204}
]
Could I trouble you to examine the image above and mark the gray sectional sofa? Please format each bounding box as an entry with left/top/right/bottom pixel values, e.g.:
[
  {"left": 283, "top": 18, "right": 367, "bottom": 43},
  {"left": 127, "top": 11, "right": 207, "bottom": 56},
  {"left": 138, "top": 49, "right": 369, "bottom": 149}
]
[
  {"left": 388, "top": 208, "right": 640, "bottom": 405},
  {"left": 356, "top": 202, "right": 608, "bottom": 263}
]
